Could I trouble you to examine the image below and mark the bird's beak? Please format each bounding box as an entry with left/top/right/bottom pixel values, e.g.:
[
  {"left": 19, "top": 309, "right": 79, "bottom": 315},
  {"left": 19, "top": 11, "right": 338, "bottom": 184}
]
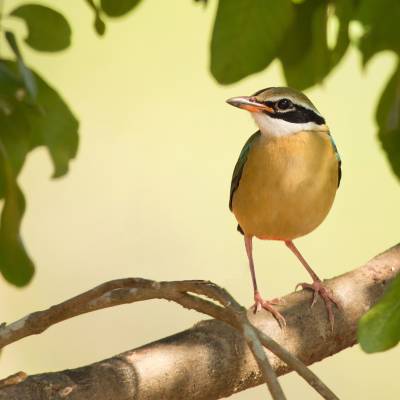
[{"left": 226, "top": 96, "right": 274, "bottom": 113}]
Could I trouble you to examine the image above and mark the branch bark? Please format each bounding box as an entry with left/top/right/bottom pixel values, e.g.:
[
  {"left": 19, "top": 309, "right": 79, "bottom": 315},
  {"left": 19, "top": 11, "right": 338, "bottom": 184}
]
[
  {"left": 0, "top": 281, "right": 334, "bottom": 399},
  {"left": 0, "top": 244, "right": 399, "bottom": 400}
]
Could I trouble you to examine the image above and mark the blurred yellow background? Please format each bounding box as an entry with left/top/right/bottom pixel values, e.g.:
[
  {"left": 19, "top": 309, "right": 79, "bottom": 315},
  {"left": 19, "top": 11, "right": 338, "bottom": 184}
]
[{"left": 0, "top": 0, "right": 399, "bottom": 398}]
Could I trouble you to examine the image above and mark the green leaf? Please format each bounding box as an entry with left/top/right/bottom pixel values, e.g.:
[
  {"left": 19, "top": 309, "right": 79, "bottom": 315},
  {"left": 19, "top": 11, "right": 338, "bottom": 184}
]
[
  {"left": 330, "top": 0, "right": 354, "bottom": 70},
  {"left": 94, "top": 14, "right": 106, "bottom": 36},
  {"left": 210, "top": 0, "right": 294, "bottom": 85},
  {"left": 278, "top": 0, "right": 353, "bottom": 90},
  {"left": 375, "top": 64, "right": 400, "bottom": 180},
  {"left": 2, "top": 60, "right": 79, "bottom": 179},
  {"left": 0, "top": 64, "right": 33, "bottom": 286},
  {"left": 26, "top": 69, "right": 79, "bottom": 178},
  {"left": 0, "top": 63, "right": 26, "bottom": 115},
  {"left": 0, "top": 109, "right": 30, "bottom": 201},
  {"left": 356, "top": 0, "right": 400, "bottom": 65},
  {"left": 0, "top": 141, "right": 34, "bottom": 287},
  {"left": 84, "top": 0, "right": 106, "bottom": 36},
  {"left": 0, "top": 63, "right": 23, "bottom": 97},
  {"left": 4, "top": 31, "right": 37, "bottom": 100},
  {"left": 358, "top": 273, "right": 400, "bottom": 353},
  {"left": 10, "top": 4, "right": 71, "bottom": 52},
  {"left": 0, "top": 109, "right": 30, "bottom": 175},
  {"left": 100, "top": 0, "right": 141, "bottom": 17},
  {"left": 0, "top": 60, "right": 79, "bottom": 286},
  {"left": 278, "top": 0, "right": 327, "bottom": 89}
]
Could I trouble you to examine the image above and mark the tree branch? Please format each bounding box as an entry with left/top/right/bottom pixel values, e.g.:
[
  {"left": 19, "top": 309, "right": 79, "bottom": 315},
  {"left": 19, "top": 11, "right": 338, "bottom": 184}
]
[
  {"left": 0, "top": 244, "right": 399, "bottom": 400},
  {"left": 0, "top": 280, "right": 329, "bottom": 399}
]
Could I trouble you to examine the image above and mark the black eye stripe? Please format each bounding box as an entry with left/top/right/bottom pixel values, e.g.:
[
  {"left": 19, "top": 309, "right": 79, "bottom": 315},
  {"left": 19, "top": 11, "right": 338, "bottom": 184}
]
[
  {"left": 263, "top": 99, "right": 294, "bottom": 112},
  {"left": 263, "top": 104, "right": 325, "bottom": 125}
]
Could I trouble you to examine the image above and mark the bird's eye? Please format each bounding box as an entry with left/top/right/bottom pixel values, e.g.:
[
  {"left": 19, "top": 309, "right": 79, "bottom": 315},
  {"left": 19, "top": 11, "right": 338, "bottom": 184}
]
[{"left": 277, "top": 98, "right": 292, "bottom": 110}]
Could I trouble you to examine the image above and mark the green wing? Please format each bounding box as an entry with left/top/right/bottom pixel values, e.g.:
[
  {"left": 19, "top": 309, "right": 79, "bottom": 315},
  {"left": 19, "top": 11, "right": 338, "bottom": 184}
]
[
  {"left": 328, "top": 132, "right": 342, "bottom": 187},
  {"left": 229, "top": 131, "right": 261, "bottom": 211}
]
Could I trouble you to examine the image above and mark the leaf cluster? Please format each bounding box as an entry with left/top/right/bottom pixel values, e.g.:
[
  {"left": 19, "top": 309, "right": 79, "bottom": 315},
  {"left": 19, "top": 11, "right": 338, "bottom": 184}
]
[{"left": 0, "top": 0, "right": 141, "bottom": 286}]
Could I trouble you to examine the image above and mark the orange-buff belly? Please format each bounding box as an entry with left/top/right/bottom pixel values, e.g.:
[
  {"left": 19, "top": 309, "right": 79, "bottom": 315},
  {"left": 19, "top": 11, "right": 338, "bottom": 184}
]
[{"left": 232, "top": 130, "right": 338, "bottom": 240}]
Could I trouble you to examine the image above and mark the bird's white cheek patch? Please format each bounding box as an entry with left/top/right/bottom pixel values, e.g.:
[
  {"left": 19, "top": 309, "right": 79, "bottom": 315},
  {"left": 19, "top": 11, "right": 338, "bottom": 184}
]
[{"left": 251, "top": 112, "right": 321, "bottom": 137}]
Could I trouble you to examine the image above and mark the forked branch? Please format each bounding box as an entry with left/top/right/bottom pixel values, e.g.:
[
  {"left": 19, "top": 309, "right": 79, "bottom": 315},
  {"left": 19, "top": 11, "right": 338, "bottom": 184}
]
[{"left": 0, "top": 244, "right": 399, "bottom": 400}]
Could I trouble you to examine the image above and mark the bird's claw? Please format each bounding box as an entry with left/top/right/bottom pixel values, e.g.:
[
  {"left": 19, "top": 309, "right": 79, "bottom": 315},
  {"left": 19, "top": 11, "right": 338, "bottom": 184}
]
[
  {"left": 296, "top": 280, "right": 339, "bottom": 331},
  {"left": 253, "top": 291, "right": 287, "bottom": 328}
]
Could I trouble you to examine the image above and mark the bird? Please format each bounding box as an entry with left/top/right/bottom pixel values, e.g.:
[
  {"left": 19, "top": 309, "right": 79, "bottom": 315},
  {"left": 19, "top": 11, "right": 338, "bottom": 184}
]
[{"left": 227, "top": 87, "right": 341, "bottom": 328}]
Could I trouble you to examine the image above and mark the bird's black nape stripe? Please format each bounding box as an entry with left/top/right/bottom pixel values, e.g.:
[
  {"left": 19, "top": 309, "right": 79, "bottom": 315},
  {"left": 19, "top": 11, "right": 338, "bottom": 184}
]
[{"left": 264, "top": 103, "right": 325, "bottom": 125}]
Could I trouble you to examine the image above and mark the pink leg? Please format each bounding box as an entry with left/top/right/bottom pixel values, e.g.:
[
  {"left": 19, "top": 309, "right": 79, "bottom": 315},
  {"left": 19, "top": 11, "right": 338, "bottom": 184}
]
[
  {"left": 285, "top": 240, "right": 339, "bottom": 330},
  {"left": 244, "top": 236, "right": 286, "bottom": 327}
]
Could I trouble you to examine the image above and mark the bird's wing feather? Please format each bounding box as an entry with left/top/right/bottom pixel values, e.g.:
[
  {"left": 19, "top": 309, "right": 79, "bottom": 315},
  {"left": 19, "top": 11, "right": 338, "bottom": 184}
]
[
  {"left": 229, "top": 131, "right": 261, "bottom": 211},
  {"left": 327, "top": 132, "right": 342, "bottom": 187}
]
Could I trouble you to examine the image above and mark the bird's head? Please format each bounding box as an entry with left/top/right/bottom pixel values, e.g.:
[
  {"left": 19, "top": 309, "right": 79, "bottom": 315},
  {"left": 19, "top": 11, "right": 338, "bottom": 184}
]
[{"left": 226, "top": 87, "right": 327, "bottom": 137}]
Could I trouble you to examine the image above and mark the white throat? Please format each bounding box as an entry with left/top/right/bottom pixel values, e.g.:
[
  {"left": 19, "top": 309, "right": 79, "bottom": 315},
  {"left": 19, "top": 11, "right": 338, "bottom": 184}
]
[{"left": 251, "top": 112, "right": 323, "bottom": 137}]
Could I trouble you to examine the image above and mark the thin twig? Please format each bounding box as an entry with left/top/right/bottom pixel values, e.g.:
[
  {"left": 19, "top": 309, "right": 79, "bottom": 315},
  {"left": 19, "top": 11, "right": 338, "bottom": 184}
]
[
  {"left": 256, "top": 330, "right": 339, "bottom": 400},
  {"left": 241, "top": 318, "right": 287, "bottom": 400},
  {"left": 0, "top": 278, "right": 342, "bottom": 400},
  {"left": 184, "top": 281, "right": 286, "bottom": 399}
]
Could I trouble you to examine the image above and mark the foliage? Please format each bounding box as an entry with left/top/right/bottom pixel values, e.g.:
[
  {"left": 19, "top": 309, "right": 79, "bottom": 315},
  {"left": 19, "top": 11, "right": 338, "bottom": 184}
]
[
  {"left": 100, "top": 0, "right": 142, "bottom": 17},
  {"left": 0, "top": 0, "right": 141, "bottom": 286},
  {"left": 358, "top": 273, "right": 400, "bottom": 353},
  {"left": 211, "top": 0, "right": 294, "bottom": 84},
  {"left": 10, "top": 5, "right": 71, "bottom": 52},
  {"left": 375, "top": 64, "right": 400, "bottom": 180},
  {"left": 0, "top": 60, "right": 78, "bottom": 286},
  {"left": 0, "top": 3, "right": 79, "bottom": 286},
  {"left": 0, "top": 0, "right": 399, "bottom": 355}
]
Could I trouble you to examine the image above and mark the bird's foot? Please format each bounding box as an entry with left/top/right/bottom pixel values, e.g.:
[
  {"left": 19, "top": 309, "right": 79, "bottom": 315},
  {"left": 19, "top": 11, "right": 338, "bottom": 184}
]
[
  {"left": 295, "top": 280, "right": 339, "bottom": 331},
  {"left": 253, "top": 291, "right": 286, "bottom": 328}
]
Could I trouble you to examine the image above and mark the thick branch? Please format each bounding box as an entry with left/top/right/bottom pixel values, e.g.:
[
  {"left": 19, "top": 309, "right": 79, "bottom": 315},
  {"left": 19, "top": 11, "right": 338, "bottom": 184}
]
[{"left": 0, "top": 244, "right": 399, "bottom": 400}]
